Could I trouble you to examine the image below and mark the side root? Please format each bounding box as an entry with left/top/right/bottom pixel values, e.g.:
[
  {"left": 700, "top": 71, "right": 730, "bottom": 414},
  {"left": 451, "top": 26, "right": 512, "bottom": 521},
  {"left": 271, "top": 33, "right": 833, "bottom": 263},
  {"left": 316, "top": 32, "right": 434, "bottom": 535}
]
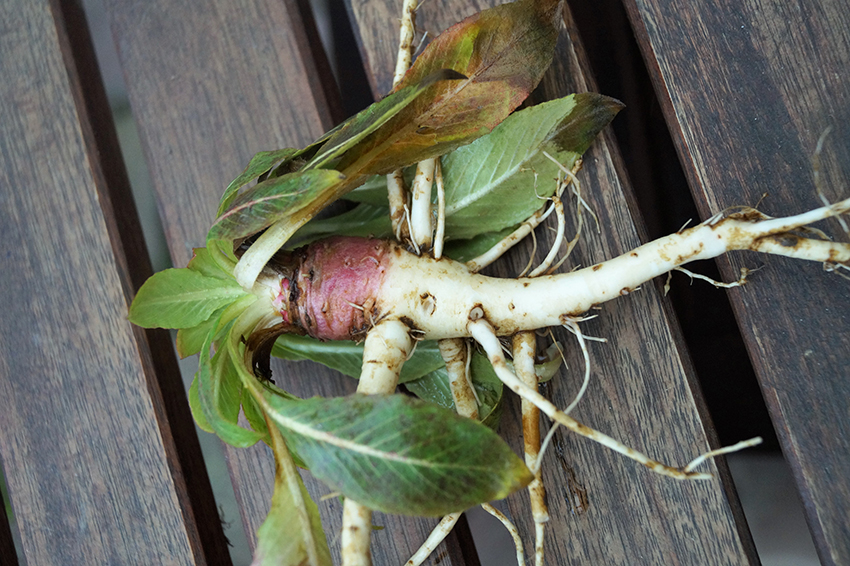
[
  {"left": 469, "top": 318, "right": 752, "bottom": 480},
  {"left": 512, "top": 331, "right": 548, "bottom": 566},
  {"left": 343, "top": 319, "right": 414, "bottom": 566}
]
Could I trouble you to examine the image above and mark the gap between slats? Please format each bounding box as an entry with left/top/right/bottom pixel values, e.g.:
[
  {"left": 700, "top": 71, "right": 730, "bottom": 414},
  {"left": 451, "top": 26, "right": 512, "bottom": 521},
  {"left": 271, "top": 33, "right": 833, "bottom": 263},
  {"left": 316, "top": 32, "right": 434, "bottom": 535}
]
[{"left": 0, "top": 465, "right": 20, "bottom": 566}]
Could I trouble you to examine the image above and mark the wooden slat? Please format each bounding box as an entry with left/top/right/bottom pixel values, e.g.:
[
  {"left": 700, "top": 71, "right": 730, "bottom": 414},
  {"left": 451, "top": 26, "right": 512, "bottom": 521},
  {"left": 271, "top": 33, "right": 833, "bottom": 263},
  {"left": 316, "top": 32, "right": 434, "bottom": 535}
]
[
  {"left": 623, "top": 1, "right": 850, "bottom": 563},
  {"left": 344, "top": 0, "right": 758, "bottom": 563},
  {"left": 60, "top": 1, "right": 233, "bottom": 562},
  {"left": 103, "top": 0, "right": 476, "bottom": 563},
  {"left": 0, "top": 0, "right": 221, "bottom": 563}
]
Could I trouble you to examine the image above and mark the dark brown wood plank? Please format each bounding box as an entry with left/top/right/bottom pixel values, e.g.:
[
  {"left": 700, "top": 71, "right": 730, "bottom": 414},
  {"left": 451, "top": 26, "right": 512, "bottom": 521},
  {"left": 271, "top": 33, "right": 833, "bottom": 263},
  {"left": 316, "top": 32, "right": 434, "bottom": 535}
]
[
  {"left": 345, "top": 0, "right": 758, "bottom": 564},
  {"left": 103, "top": 0, "right": 474, "bottom": 563},
  {"left": 0, "top": 0, "right": 216, "bottom": 563},
  {"left": 623, "top": 1, "right": 850, "bottom": 563}
]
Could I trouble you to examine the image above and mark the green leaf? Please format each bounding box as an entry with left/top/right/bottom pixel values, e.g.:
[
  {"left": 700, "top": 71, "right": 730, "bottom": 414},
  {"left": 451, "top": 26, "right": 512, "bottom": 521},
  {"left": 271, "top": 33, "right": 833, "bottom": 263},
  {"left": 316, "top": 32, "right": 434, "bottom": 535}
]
[
  {"left": 290, "top": 203, "right": 392, "bottom": 246},
  {"left": 533, "top": 342, "right": 564, "bottom": 383},
  {"left": 306, "top": 69, "right": 467, "bottom": 170},
  {"left": 343, "top": 172, "right": 401, "bottom": 207},
  {"left": 206, "top": 238, "right": 240, "bottom": 273},
  {"left": 401, "top": 341, "right": 449, "bottom": 382},
  {"left": 252, "top": 420, "right": 332, "bottom": 566},
  {"left": 188, "top": 374, "right": 214, "bottom": 433},
  {"left": 208, "top": 169, "right": 347, "bottom": 242},
  {"left": 337, "top": 94, "right": 622, "bottom": 247},
  {"left": 187, "top": 246, "right": 235, "bottom": 280},
  {"left": 196, "top": 323, "right": 264, "bottom": 447},
  {"left": 176, "top": 294, "right": 258, "bottom": 358},
  {"left": 176, "top": 307, "right": 225, "bottom": 358},
  {"left": 128, "top": 268, "right": 247, "bottom": 329},
  {"left": 270, "top": 335, "right": 365, "bottom": 378},
  {"left": 217, "top": 148, "right": 300, "bottom": 216},
  {"left": 241, "top": 385, "right": 271, "bottom": 436},
  {"left": 405, "top": 349, "right": 504, "bottom": 429},
  {"left": 440, "top": 93, "right": 623, "bottom": 239},
  {"left": 335, "top": 0, "right": 563, "bottom": 176},
  {"left": 265, "top": 393, "right": 533, "bottom": 516},
  {"left": 404, "top": 344, "right": 560, "bottom": 427},
  {"left": 270, "top": 335, "right": 444, "bottom": 384}
]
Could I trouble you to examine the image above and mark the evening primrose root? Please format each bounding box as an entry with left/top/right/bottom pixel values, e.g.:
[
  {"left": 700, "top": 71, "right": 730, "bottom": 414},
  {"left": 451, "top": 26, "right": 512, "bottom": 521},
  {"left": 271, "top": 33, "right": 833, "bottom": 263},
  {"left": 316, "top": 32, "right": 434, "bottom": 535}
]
[{"left": 263, "top": 197, "right": 850, "bottom": 347}]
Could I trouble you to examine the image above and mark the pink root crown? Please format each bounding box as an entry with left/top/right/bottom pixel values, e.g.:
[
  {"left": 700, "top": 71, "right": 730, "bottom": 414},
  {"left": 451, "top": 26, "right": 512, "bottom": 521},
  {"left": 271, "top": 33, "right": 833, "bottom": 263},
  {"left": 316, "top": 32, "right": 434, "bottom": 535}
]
[{"left": 286, "top": 237, "right": 391, "bottom": 341}]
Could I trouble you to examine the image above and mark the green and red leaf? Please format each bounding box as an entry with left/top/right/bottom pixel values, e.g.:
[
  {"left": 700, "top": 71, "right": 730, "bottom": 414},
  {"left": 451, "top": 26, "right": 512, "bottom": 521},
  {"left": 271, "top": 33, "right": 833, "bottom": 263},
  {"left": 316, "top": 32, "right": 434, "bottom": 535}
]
[
  {"left": 334, "top": 0, "right": 563, "bottom": 176},
  {"left": 208, "top": 169, "right": 347, "bottom": 242},
  {"left": 218, "top": 148, "right": 301, "bottom": 216},
  {"left": 306, "top": 68, "right": 467, "bottom": 170}
]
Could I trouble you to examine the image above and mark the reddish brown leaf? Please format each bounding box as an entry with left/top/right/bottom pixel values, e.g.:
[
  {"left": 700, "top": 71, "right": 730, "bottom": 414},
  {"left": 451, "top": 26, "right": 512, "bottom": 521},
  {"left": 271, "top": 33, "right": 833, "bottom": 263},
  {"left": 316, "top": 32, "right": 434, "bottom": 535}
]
[{"left": 336, "top": 0, "right": 563, "bottom": 176}]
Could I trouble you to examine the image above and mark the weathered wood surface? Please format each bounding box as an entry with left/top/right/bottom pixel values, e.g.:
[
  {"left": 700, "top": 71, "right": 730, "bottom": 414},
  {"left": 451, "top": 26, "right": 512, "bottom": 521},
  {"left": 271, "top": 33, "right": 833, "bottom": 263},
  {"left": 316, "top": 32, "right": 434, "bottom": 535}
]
[
  {"left": 624, "top": 1, "right": 850, "bottom": 563},
  {"left": 0, "top": 0, "right": 227, "bottom": 564},
  {"left": 343, "top": 0, "right": 757, "bottom": 564}
]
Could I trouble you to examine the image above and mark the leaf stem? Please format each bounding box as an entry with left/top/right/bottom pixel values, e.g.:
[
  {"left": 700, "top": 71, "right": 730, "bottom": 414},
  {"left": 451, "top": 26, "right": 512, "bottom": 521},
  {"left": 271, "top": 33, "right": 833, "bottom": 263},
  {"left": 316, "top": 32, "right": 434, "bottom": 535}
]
[
  {"left": 233, "top": 216, "right": 309, "bottom": 290},
  {"left": 253, "top": 413, "right": 329, "bottom": 566}
]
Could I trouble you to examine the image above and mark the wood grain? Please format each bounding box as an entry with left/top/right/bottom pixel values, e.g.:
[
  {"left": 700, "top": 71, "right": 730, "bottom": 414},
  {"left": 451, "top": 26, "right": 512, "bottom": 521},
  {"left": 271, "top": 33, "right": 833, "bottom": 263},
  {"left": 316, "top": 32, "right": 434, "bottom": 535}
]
[
  {"left": 623, "top": 1, "right": 850, "bottom": 563},
  {"left": 344, "top": 0, "right": 758, "bottom": 563},
  {"left": 0, "top": 0, "right": 215, "bottom": 563},
  {"left": 104, "top": 0, "right": 475, "bottom": 562}
]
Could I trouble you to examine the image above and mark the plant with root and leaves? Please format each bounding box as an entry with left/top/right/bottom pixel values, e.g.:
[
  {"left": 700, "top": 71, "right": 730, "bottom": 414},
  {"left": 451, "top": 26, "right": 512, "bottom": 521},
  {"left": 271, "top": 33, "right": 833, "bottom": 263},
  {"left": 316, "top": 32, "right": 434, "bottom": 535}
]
[{"left": 129, "top": 0, "right": 850, "bottom": 564}]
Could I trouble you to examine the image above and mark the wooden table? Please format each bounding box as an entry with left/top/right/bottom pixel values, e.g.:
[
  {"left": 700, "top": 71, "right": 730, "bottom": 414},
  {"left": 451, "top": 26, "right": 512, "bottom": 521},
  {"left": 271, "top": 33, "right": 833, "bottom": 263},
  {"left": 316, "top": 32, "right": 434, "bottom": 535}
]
[{"left": 1, "top": 0, "right": 846, "bottom": 564}]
